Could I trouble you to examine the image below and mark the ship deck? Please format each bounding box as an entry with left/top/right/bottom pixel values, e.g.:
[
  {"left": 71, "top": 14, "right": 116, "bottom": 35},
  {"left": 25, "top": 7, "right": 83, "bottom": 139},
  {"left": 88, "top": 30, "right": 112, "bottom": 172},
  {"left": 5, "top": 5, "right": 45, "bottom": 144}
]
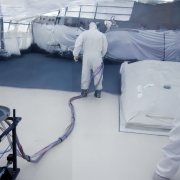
[{"left": 0, "top": 53, "right": 179, "bottom": 180}]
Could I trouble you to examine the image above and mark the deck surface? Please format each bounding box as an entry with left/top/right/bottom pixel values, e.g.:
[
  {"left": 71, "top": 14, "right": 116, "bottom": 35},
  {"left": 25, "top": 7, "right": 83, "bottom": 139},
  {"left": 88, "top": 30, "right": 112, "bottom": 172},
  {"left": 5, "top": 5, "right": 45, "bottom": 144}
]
[{"left": 0, "top": 53, "right": 179, "bottom": 180}]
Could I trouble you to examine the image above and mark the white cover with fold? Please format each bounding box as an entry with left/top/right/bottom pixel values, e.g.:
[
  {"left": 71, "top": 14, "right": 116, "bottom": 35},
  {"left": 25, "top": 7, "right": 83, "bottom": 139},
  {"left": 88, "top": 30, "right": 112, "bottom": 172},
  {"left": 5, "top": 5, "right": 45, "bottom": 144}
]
[
  {"left": 33, "top": 23, "right": 83, "bottom": 52},
  {"left": 17, "top": 32, "right": 33, "bottom": 50},
  {"left": 165, "top": 31, "right": 180, "bottom": 62},
  {"left": 120, "top": 60, "right": 180, "bottom": 132},
  {"left": 4, "top": 32, "right": 21, "bottom": 55},
  {"left": 106, "top": 30, "right": 164, "bottom": 61},
  {"left": 0, "top": 0, "right": 134, "bottom": 21}
]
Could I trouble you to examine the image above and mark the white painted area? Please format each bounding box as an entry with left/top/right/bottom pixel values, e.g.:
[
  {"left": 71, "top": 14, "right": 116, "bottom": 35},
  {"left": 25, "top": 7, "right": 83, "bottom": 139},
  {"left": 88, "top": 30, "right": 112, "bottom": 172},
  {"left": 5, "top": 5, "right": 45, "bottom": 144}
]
[{"left": 0, "top": 86, "right": 180, "bottom": 180}]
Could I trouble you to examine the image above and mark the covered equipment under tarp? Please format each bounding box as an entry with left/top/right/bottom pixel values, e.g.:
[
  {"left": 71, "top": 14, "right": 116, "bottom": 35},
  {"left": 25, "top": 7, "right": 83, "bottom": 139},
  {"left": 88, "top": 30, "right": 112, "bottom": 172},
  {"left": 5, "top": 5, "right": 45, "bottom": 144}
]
[
  {"left": 2, "top": 22, "right": 33, "bottom": 56},
  {"left": 105, "top": 29, "right": 164, "bottom": 61},
  {"left": 120, "top": 60, "right": 180, "bottom": 135},
  {"left": 33, "top": 23, "right": 83, "bottom": 53}
]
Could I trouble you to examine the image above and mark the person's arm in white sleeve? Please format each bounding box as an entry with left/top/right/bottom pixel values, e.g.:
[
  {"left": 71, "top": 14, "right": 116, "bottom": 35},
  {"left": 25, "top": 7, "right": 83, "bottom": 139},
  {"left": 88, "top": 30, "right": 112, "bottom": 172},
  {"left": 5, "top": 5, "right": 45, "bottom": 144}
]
[
  {"left": 73, "top": 33, "right": 84, "bottom": 57},
  {"left": 102, "top": 34, "right": 108, "bottom": 57}
]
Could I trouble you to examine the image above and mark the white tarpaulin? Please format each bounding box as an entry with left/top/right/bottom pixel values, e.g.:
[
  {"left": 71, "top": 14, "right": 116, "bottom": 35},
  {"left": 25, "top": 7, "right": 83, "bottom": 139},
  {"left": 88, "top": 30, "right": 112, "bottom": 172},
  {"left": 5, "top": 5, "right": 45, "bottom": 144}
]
[
  {"left": 4, "top": 32, "right": 21, "bottom": 55},
  {"left": 0, "top": 0, "right": 175, "bottom": 21},
  {"left": 33, "top": 23, "right": 83, "bottom": 52},
  {"left": 120, "top": 60, "right": 180, "bottom": 135},
  {"left": 165, "top": 30, "right": 180, "bottom": 61},
  {"left": 33, "top": 23, "right": 180, "bottom": 61},
  {"left": 3, "top": 24, "right": 33, "bottom": 55},
  {"left": 105, "top": 29, "right": 164, "bottom": 61},
  {"left": 0, "top": 0, "right": 133, "bottom": 21},
  {"left": 17, "top": 31, "right": 32, "bottom": 50}
]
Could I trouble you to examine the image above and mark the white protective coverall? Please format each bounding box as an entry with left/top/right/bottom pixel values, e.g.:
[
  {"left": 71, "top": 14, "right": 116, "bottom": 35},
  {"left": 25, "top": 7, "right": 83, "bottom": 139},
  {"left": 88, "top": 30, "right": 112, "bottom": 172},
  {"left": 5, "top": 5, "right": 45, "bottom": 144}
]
[
  {"left": 104, "top": 20, "right": 112, "bottom": 32},
  {"left": 155, "top": 106, "right": 180, "bottom": 179},
  {"left": 73, "top": 22, "right": 108, "bottom": 90}
]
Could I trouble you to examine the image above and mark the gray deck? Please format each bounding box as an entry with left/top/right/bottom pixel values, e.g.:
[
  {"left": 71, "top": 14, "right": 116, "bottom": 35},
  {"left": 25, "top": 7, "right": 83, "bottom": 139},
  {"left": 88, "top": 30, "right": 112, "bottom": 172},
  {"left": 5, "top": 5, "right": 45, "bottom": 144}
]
[
  {"left": 0, "top": 53, "right": 179, "bottom": 180},
  {"left": 0, "top": 53, "right": 120, "bottom": 94}
]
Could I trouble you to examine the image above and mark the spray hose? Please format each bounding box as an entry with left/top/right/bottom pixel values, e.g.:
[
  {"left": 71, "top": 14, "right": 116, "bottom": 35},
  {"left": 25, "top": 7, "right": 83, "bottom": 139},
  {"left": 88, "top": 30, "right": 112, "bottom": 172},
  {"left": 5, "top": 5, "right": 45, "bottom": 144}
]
[{"left": 1, "top": 62, "right": 104, "bottom": 163}]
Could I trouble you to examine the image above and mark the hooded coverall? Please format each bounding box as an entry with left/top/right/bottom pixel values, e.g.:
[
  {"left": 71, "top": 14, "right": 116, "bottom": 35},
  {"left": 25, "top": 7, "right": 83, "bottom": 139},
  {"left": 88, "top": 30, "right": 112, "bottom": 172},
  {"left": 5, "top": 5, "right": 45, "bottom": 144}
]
[
  {"left": 155, "top": 107, "right": 180, "bottom": 179},
  {"left": 73, "top": 22, "right": 108, "bottom": 91}
]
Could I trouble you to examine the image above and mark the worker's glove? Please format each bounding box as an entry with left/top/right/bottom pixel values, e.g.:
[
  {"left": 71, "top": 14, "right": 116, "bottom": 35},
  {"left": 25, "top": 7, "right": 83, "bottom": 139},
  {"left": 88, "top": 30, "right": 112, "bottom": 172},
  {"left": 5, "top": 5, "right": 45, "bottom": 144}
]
[{"left": 74, "top": 56, "right": 78, "bottom": 62}]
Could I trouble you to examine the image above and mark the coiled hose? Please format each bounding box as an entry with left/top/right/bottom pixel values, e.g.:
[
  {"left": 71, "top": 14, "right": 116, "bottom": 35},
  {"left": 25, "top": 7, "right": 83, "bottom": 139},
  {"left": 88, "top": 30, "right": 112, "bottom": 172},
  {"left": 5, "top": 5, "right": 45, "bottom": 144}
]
[{"left": 1, "top": 62, "right": 104, "bottom": 163}]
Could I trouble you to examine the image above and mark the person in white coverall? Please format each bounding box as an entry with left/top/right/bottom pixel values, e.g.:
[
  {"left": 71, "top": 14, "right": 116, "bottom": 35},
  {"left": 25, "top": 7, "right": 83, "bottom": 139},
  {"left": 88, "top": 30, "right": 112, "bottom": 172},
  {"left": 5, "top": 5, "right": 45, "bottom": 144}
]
[
  {"left": 73, "top": 22, "right": 108, "bottom": 98},
  {"left": 153, "top": 107, "right": 180, "bottom": 180},
  {"left": 104, "top": 20, "right": 112, "bottom": 32}
]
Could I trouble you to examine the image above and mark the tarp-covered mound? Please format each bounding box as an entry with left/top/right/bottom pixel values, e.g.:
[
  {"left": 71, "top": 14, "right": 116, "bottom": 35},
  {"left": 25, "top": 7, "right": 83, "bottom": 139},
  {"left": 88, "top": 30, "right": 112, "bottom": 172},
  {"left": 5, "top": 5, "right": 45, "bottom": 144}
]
[
  {"left": 4, "top": 30, "right": 32, "bottom": 56},
  {"left": 120, "top": 60, "right": 180, "bottom": 135},
  {"left": 33, "top": 23, "right": 180, "bottom": 62},
  {"left": 105, "top": 29, "right": 164, "bottom": 61},
  {"left": 33, "top": 23, "right": 84, "bottom": 53}
]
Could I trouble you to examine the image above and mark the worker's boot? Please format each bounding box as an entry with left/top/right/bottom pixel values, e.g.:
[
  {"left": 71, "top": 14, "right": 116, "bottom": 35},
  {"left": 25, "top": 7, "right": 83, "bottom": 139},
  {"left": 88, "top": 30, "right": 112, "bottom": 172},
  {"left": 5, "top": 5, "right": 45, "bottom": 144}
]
[
  {"left": 81, "top": 89, "right": 87, "bottom": 97},
  {"left": 94, "top": 90, "right": 101, "bottom": 98}
]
